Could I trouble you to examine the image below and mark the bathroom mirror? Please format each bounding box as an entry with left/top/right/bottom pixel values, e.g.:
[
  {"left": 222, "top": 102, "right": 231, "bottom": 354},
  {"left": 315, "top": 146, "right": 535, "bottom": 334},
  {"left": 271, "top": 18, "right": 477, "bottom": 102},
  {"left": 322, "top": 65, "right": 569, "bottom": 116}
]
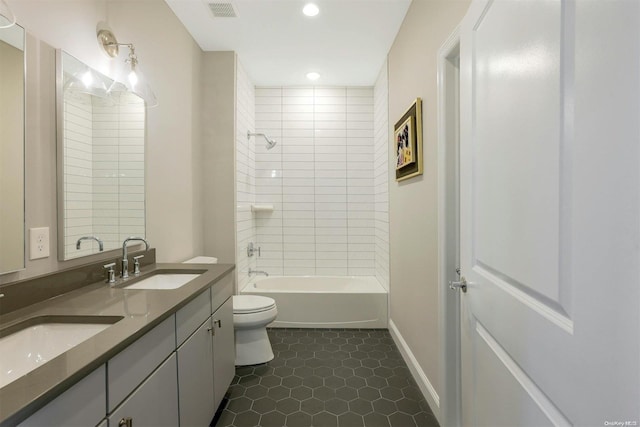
[
  {"left": 56, "top": 50, "right": 146, "bottom": 260},
  {"left": 0, "top": 22, "right": 25, "bottom": 274}
]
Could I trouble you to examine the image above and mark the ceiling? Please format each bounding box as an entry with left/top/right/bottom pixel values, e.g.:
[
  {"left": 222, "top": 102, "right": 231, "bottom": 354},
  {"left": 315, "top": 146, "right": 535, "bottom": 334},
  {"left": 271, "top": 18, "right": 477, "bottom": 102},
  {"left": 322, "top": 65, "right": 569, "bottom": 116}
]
[{"left": 164, "top": 0, "right": 411, "bottom": 86}]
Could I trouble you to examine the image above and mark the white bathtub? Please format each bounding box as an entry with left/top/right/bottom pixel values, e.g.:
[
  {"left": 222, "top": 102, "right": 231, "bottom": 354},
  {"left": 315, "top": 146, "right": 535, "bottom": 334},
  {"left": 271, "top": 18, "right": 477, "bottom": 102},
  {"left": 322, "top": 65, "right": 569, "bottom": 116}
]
[{"left": 240, "top": 276, "right": 388, "bottom": 329}]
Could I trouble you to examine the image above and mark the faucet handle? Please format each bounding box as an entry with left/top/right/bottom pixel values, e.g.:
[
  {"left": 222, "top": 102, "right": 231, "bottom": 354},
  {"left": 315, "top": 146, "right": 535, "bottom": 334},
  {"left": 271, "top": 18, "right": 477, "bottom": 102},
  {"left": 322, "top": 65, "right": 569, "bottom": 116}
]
[
  {"left": 133, "top": 255, "right": 144, "bottom": 275},
  {"left": 103, "top": 263, "right": 116, "bottom": 284}
]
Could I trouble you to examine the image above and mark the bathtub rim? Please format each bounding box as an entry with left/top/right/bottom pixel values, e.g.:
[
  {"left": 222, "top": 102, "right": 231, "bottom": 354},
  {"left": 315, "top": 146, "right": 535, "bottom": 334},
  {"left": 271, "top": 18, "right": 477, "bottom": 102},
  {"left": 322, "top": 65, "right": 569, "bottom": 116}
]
[{"left": 241, "top": 275, "right": 388, "bottom": 294}]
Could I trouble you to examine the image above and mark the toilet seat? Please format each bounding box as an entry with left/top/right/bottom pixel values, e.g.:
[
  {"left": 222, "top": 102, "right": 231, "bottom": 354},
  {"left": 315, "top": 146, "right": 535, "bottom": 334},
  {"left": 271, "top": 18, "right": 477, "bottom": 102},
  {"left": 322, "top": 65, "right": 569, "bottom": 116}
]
[{"left": 233, "top": 295, "right": 276, "bottom": 314}]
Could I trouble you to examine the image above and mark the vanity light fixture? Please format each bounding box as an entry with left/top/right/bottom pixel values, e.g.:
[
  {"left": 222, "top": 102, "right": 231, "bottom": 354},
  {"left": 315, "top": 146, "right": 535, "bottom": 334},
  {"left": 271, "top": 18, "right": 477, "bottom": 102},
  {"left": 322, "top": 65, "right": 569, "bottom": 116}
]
[
  {"left": 97, "top": 28, "right": 158, "bottom": 107},
  {"left": 302, "top": 3, "right": 319, "bottom": 17},
  {"left": 306, "top": 71, "right": 320, "bottom": 81},
  {"left": 0, "top": 0, "right": 16, "bottom": 29}
]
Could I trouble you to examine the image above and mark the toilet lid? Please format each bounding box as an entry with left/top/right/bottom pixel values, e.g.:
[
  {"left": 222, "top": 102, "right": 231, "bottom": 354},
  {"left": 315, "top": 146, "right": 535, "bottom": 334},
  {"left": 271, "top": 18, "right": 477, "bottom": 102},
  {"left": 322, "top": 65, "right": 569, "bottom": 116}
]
[{"left": 233, "top": 295, "right": 276, "bottom": 314}]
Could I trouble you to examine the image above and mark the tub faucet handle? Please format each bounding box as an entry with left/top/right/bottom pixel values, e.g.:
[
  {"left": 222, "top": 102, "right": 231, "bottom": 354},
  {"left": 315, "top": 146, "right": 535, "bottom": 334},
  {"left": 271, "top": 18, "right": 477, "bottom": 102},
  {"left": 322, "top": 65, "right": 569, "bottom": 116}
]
[{"left": 247, "top": 242, "right": 261, "bottom": 257}]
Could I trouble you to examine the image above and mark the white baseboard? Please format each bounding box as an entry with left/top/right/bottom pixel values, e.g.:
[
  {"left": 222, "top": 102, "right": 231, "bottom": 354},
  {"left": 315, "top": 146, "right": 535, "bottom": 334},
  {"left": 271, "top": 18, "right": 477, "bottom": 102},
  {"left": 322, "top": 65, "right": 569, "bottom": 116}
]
[{"left": 389, "top": 319, "right": 441, "bottom": 419}]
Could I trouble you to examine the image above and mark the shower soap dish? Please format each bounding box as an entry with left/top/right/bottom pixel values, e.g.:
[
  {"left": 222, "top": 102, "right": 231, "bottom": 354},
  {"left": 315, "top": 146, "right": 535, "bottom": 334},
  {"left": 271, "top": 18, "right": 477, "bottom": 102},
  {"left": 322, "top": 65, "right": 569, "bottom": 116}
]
[{"left": 251, "top": 204, "right": 274, "bottom": 213}]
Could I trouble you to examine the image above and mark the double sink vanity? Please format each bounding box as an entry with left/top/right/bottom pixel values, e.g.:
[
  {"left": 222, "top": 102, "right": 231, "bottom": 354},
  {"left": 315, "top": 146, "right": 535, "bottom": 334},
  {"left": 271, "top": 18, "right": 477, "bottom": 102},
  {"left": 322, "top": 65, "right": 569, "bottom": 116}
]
[
  {"left": 0, "top": 16, "right": 237, "bottom": 427},
  {"left": 0, "top": 250, "right": 236, "bottom": 427}
]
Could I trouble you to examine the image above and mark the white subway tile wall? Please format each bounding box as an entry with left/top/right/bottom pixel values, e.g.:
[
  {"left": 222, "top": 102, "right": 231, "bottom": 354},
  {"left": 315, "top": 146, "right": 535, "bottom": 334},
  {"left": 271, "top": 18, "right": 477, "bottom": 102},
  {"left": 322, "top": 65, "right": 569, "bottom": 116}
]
[
  {"left": 374, "top": 63, "right": 390, "bottom": 290},
  {"left": 253, "top": 86, "right": 378, "bottom": 276},
  {"left": 63, "top": 91, "right": 145, "bottom": 259},
  {"left": 235, "top": 62, "right": 257, "bottom": 291}
]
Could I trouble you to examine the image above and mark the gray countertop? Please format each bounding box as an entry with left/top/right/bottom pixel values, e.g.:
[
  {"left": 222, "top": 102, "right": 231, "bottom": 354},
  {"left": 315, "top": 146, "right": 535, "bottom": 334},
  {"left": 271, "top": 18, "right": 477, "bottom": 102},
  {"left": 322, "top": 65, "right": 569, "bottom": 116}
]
[{"left": 0, "top": 262, "right": 235, "bottom": 427}]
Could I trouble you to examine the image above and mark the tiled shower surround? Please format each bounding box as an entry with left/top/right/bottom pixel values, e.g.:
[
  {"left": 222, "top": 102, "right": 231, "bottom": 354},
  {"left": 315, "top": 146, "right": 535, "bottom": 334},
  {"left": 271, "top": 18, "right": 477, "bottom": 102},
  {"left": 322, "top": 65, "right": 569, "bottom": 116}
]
[
  {"left": 253, "top": 87, "right": 377, "bottom": 277},
  {"left": 236, "top": 62, "right": 257, "bottom": 291},
  {"left": 235, "top": 63, "right": 389, "bottom": 287},
  {"left": 373, "top": 66, "right": 390, "bottom": 290}
]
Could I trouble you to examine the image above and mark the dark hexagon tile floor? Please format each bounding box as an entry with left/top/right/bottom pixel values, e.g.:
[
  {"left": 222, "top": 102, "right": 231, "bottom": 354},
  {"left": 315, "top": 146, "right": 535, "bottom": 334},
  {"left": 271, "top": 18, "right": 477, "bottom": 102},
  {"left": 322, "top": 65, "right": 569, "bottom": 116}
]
[{"left": 212, "top": 329, "right": 439, "bottom": 427}]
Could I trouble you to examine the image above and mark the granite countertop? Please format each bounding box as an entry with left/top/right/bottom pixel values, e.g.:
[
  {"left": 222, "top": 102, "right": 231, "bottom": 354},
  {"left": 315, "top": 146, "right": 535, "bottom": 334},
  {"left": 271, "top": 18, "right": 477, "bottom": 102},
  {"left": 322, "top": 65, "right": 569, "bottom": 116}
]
[{"left": 0, "top": 262, "right": 235, "bottom": 427}]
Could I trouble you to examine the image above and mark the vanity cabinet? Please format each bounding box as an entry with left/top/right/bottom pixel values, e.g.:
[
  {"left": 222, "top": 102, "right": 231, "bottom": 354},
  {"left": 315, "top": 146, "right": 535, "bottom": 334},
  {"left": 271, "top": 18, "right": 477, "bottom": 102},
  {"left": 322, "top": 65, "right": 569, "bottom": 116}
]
[
  {"left": 177, "top": 273, "right": 235, "bottom": 426},
  {"left": 107, "top": 354, "right": 179, "bottom": 427},
  {"left": 12, "top": 270, "right": 235, "bottom": 427}
]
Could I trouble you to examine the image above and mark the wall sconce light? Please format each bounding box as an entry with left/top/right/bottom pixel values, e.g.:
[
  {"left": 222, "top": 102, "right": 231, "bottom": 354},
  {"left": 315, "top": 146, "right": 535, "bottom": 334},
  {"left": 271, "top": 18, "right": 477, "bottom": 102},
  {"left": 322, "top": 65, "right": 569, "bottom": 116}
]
[
  {"left": 97, "top": 28, "right": 157, "bottom": 107},
  {"left": 0, "top": 0, "right": 16, "bottom": 29}
]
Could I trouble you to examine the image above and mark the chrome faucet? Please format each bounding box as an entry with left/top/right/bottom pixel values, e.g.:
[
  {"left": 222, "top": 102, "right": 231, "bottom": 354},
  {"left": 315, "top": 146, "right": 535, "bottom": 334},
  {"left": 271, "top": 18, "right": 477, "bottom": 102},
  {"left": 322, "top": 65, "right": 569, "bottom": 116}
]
[
  {"left": 248, "top": 268, "right": 268, "bottom": 277},
  {"left": 76, "top": 236, "right": 104, "bottom": 251},
  {"left": 122, "top": 237, "right": 150, "bottom": 279}
]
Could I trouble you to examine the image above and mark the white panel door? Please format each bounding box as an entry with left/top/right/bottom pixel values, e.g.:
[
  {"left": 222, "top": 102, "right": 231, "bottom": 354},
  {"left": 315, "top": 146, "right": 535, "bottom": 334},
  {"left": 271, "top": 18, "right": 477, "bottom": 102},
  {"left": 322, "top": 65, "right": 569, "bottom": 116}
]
[{"left": 459, "top": 0, "right": 640, "bottom": 425}]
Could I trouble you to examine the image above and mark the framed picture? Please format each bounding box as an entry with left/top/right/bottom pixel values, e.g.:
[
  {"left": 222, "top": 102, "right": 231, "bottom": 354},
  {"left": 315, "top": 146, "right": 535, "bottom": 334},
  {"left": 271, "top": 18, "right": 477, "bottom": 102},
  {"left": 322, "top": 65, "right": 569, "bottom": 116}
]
[{"left": 394, "top": 98, "right": 423, "bottom": 181}]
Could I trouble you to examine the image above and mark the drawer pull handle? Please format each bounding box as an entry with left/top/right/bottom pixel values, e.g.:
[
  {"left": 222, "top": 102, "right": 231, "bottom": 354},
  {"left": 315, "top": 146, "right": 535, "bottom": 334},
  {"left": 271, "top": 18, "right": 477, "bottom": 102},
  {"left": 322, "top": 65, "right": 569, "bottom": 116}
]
[
  {"left": 214, "top": 319, "right": 222, "bottom": 328},
  {"left": 207, "top": 327, "right": 215, "bottom": 336},
  {"left": 119, "top": 417, "right": 133, "bottom": 427}
]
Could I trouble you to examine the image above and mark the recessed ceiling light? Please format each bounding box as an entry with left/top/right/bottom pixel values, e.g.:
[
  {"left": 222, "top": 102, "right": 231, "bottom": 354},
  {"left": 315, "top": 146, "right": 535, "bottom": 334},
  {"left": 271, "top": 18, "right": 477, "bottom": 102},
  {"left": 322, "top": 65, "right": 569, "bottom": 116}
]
[
  {"left": 303, "top": 3, "right": 319, "bottom": 17},
  {"left": 306, "top": 72, "right": 320, "bottom": 81}
]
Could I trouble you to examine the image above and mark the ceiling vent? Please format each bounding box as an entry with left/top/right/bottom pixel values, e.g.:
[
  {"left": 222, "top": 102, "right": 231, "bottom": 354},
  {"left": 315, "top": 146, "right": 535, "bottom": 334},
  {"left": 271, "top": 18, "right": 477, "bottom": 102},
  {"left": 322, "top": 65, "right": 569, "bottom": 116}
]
[{"left": 208, "top": 2, "right": 237, "bottom": 18}]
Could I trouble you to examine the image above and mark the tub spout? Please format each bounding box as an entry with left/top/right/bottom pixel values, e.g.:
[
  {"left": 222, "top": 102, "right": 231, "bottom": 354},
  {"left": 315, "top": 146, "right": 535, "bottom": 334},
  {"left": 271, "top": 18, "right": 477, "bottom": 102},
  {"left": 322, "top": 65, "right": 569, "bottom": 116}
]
[{"left": 249, "top": 268, "right": 268, "bottom": 277}]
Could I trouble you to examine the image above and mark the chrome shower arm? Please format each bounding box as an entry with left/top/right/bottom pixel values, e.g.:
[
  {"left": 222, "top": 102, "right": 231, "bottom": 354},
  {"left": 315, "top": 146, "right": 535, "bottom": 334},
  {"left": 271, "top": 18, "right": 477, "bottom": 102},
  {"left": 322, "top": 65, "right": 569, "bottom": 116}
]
[{"left": 247, "top": 131, "right": 277, "bottom": 148}]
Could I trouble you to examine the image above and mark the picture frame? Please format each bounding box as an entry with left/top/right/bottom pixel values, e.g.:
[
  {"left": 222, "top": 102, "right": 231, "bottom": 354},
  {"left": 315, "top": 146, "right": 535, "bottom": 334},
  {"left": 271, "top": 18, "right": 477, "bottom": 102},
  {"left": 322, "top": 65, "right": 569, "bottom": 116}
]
[{"left": 394, "top": 98, "right": 423, "bottom": 181}]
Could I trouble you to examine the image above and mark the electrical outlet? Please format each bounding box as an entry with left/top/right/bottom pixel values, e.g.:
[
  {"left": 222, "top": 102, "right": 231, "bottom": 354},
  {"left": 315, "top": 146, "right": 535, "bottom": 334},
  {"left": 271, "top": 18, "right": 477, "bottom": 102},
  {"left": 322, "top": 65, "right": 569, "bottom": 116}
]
[{"left": 29, "top": 227, "right": 50, "bottom": 260}]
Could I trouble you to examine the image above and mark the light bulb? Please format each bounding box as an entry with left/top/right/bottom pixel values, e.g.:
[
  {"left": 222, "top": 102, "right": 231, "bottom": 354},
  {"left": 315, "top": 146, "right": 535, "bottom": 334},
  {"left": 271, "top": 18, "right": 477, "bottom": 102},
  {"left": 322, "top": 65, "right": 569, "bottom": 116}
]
[
  {"left": 81, "top": 71, "right": 93, "bottom": 88},
  {"left": 128, "top": 70, "right": 138, "bottom": 88},
  {"left": 303, "top": 3, "right": 319, "bottom": 17},
  {"left": 306, "top": 72, "right": 320, "bottom": 81}
]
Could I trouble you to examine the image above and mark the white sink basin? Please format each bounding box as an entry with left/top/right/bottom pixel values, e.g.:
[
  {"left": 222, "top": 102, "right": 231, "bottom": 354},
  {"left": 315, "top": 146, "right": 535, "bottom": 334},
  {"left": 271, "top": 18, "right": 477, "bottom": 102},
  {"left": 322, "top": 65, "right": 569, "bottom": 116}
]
[
  {"left": 124, "top": 273, "right": 201, "bottom": 290},
  {"left": 0, "top": 316, "right": 122, "bottom": 389}
]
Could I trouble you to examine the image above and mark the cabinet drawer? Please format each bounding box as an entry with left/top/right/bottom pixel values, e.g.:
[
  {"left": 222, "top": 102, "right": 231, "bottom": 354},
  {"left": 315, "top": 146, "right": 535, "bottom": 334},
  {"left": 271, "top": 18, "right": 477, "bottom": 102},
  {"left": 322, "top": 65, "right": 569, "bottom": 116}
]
[
  {"left": 107, "top": 315, "right": 175, "bottom": 412},
  {"left": 211, "top": 272, "right": 233, "bottom": 313},
  {"left": 176, "top": 288, "right": 211, "bottom": 346},
  {"left": 18, "top": 366, "right": 105, "bottom": 427}
]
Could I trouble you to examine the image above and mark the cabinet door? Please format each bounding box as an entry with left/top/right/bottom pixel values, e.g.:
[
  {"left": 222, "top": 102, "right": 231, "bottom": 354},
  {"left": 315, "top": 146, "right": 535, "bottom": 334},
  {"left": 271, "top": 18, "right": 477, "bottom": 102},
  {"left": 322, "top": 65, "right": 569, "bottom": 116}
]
[
  {"left": 108, "top": 354, "right": 178, "bottom": 427},
  {"left": 108, "top": 315, "right": 175, "bottom": 412},
  {"left": 212, "top": 297, "right": 235, "bottom": 409},
  {"left": 18, "top": 366, "right": 106, "bottom": 427},
  {"left": 177, "top": 318, "right": 215, "bottom": 427}
]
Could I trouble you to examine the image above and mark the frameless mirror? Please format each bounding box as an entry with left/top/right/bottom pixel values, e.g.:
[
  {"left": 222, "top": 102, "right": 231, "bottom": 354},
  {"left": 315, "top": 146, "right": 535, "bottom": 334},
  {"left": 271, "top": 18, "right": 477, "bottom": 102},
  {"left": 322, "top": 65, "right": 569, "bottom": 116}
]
[
  {"left": 56, "top": 50, "right": 146, "bottom": 260},
  {"left": 0, "top": 22, "right": 25, "bottom": 274}
]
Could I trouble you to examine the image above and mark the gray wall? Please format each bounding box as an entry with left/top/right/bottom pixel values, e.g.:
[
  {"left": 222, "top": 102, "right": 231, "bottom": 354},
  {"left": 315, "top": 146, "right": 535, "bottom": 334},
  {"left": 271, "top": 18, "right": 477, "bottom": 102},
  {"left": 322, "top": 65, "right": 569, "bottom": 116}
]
[
  {"left": 387, "top": 0, "right": 470, "bottom": 409},
  {"left": 0, "top": 0, "right": 205, "bottom": 284},
  {"left": 202, "top": 52, "right": 237, "bottom": 264}
]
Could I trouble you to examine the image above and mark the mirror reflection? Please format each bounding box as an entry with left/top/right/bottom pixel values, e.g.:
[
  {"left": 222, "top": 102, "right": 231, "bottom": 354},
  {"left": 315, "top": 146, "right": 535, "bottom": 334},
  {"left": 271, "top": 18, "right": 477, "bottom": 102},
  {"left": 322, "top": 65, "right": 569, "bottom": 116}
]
[
  {"left": 57, "top": 50, "right": 146, "bottom": 260},
  {"left": 0, "top": 22, "right": 25, "bottom": 274}
]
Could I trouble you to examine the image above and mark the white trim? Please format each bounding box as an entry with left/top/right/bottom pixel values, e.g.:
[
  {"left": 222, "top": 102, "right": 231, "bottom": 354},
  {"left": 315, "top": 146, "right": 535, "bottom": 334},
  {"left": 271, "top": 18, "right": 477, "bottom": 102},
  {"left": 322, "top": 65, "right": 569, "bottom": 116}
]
[
  {"left": 389, "top": 320, "right": 440, "bottom": 415},
  {"left": 436, "top": 24, "right": 462, "bottom": 427}
]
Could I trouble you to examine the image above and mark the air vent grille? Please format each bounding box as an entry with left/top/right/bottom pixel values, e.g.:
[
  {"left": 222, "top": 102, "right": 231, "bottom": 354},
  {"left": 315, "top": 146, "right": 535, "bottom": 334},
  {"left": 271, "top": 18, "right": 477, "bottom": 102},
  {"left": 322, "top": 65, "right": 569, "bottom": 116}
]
[{"left": 208, "top": 2, "right": 237, "bottom": 18}]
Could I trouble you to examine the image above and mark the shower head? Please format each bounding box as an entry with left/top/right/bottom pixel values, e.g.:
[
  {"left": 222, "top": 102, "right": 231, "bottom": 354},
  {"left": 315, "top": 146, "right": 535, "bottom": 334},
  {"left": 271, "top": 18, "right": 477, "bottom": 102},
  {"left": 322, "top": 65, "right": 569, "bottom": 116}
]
[{"left": 248, "top": 131, "right": 277, "bottom": 150}]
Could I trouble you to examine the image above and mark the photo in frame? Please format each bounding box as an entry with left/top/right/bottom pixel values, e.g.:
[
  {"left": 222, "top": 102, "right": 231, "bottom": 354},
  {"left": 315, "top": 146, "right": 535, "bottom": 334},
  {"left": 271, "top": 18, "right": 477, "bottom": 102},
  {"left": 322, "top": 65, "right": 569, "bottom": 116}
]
[{"left": 394, "top": 98, "right": 423, "bottom": 181}]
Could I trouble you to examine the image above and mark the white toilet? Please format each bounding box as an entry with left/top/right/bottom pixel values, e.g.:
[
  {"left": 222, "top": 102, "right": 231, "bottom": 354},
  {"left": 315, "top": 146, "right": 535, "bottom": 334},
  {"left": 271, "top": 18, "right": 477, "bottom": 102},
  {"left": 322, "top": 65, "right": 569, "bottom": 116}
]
[
  {"left": 183, "top": 257, "right": 278, "bottom": 366},
  {"left": 233, "top": 295, "right": 278, "bottom": 366}
]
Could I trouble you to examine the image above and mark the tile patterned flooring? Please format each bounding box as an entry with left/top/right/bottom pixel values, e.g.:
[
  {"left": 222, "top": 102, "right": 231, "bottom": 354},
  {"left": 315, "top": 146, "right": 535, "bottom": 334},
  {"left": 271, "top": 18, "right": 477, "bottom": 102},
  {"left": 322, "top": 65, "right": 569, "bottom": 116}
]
[{"left": 213, "top": 328, "right": 439, "bottom": 427}]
